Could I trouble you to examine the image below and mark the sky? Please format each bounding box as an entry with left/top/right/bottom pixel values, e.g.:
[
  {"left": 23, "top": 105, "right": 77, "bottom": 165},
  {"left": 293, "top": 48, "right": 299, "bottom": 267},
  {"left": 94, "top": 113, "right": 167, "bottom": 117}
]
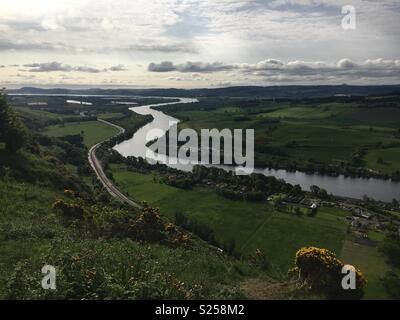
[{"left": 0, "top": 0, "right": 399, "bottom": 88}]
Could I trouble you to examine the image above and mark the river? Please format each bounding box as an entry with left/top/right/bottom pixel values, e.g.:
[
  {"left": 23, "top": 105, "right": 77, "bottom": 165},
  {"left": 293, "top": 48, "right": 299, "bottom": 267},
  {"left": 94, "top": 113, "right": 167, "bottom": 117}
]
[
  {"left": 11, "top": 93, "right": 399, "bottom": 201},
  {"left": 113, "top": 97, "right": 400, "bottom": 202}
]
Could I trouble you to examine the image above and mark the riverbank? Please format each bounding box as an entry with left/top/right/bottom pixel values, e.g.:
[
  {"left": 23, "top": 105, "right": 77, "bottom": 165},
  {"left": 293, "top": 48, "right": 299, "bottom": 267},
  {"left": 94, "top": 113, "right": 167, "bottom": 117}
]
[{"left": 113, "top": 97, "right": 400, "bottom": 202}]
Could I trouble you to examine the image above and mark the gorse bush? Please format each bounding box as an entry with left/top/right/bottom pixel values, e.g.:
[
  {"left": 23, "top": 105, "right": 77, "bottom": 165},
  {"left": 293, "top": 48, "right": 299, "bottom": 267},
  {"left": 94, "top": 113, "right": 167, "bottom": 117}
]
[
  {"left": 290, "top": 247, "right": 366, "bottom": 300},
  {"left": 51, "top": 191, "right": 191, "bottom": 248}
]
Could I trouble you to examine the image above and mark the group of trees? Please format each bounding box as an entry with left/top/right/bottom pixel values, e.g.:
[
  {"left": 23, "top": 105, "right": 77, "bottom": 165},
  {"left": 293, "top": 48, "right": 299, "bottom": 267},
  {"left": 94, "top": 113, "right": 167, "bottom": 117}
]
[
  {"left": 310, "top": 185, "right": 329, "bottom": 199},
  {"left": 175, "top": 212, "right": 218, "bottom": 246},
  {"left": 0, "top": 93, "right": 27, "bottom": 153}
]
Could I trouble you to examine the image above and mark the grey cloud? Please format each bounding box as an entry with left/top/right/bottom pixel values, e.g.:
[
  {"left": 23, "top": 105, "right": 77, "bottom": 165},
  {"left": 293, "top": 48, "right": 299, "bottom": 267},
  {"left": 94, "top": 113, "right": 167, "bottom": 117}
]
[
  {"left": 244, "top": 58, "right": 400, "bottom": 81},
  {"left": 129, "top": 43, "right": 198, "bottom": 54},
  {"left": 337, "top": 58, "right": 358, "bottom": 69},
  {"left": 149, "top": 58, "right": 400, "bottom": 82},
  {"left": 148, "top": 61, "right": 236, "bottom": 73},
  {"left": 24, "top": 62, "right": 74, "bottom": 72},
  {"left": 109, "top": 64, "right": 128, "bottom": 71},
  {"left": 0, "top": 39, "right": 71, "bottom": 52},
  {"left": 148, "top": 61, "right": 177, "bottom": 72},
  {"left": 0, "top": 37, "right": 196, "bottom": 55},
  {"left": 23, "top": 62, "right": 127, "bottom": 73},
  {"left": 74, "top": 66, "right": 104, "bottom": 73}
]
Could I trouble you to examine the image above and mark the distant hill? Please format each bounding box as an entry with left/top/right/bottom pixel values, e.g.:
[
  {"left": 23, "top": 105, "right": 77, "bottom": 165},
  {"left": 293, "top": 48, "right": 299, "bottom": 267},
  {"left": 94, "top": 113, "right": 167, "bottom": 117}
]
[{"left": 8, "top": 85, "right": 400, "bottom": 99}]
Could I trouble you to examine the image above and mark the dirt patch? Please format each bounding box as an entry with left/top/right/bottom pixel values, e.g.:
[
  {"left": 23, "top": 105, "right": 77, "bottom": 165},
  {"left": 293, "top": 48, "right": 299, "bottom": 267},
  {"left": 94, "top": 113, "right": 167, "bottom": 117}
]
[{"left": 240, "top": 278, "right": 320, "bottom": 300}]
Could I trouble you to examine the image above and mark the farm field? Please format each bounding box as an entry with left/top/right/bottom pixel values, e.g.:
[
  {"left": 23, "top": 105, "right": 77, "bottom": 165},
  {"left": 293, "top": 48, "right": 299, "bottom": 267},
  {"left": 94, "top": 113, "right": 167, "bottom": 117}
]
[
  {"left": 14, "top": 106, "right": 70, "bottom": 119},
  {"left": 110, "top": 164, "right": 349, "bottom": 275},
  {"left": 97, "top": 112, "right": 125, "bottom": 120},
  {"left": 364, "top": 147, "right": 400, "bottom": 174},
  {"left": 43, "top": 121, "right": 119, "bottom": 147},
  {"left": 166, "top": 99, "right": 400, "bottom": 173},
  {"left": 340, "top": 239, "right": 390, "bottom": 300}
]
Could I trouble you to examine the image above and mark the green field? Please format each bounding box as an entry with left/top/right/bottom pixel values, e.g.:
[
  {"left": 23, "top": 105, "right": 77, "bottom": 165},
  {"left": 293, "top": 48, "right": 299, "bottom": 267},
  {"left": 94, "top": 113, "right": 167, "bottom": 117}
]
[
  {"left": 97, "top": 112, "right": 125, "bottom": 120},
  {"left": 169, "top": 100, "right": 400, "bottom": 173},
  {"left": 340, "top": 239, "right": 390, "bottom": 299},
  {"left": 364, "top": 147, "right": 400, "bottom": 174},
  {"left": 15, "top": 106, "right": 68, "bottom": 119},
  {"left": 111, "top": 164, "right": 349, "bottom": 274},
  {"left": 111, "top": 164, "right": 396, "bottom": 299},
  {"left": 43, "top": 121, "right": 119, "bottom": 147}
]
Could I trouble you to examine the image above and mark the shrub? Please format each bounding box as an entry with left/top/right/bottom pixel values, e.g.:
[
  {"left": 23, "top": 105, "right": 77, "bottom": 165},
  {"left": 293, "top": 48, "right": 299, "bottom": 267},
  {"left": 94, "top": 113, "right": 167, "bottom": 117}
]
[
  {"left": 291, "top": 247, "right": 366, "bottom": 299},
  {"left": 52, "top": 198, "right": 84, "bottom": 219}
]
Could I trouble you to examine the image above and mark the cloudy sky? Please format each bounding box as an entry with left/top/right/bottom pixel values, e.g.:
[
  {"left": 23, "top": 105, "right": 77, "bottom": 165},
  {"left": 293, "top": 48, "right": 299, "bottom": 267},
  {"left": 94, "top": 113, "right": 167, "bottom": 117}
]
[{"left": 0, "top": 0, "right": 399, "bottom": 88}]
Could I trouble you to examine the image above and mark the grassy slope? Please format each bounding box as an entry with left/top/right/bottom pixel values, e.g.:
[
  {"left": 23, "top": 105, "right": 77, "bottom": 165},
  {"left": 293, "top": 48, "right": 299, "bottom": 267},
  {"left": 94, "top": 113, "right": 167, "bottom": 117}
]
[
  {"left": 0, "top": 151, "right": 276, "bottom": 299},
  {"left": 111, "top": 164, "right": 349, "bottom": 275},
  {"left": 43, "top": 121, "right": 119, "bottom": 147},
  {"left": 2, "top": 105, "right": 280, "bottom": 299},
  {"left": 110, "top": 164, "right": 394, "bottom": 298}
]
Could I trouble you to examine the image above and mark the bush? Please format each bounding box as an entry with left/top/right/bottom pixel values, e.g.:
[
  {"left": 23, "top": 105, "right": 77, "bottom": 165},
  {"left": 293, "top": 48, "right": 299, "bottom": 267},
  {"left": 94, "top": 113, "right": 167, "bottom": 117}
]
[
  {"left": 3, "top": 240, "right": 204, "bottom": 300},
  {"left": 52, "top": 198, "right": 84, "bottom": 219},
  {"left": 290, "top": 247, "right": 366, "bottom": 299}
]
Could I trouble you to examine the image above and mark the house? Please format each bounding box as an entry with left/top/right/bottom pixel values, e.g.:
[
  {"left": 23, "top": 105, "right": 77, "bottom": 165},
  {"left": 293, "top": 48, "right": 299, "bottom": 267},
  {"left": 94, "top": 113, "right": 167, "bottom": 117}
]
[
  {"left": 310, "top": 203, "right": 318, "bottom": 210},
  {"left": 361, "top": 212, "right": 372, "bottom": 220}
]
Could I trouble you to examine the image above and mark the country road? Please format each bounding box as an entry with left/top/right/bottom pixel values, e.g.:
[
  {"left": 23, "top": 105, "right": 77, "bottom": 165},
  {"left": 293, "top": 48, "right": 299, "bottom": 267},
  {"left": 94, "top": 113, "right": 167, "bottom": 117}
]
[{"left": 88, "top": 119, "right": 142, "bottom": 209}]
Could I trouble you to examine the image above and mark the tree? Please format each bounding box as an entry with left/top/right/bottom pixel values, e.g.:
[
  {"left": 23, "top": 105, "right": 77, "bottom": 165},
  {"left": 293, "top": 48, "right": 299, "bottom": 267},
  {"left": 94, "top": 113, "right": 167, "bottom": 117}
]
[
  {"left": 310, "top": 185, "right": 320, "bottom": 195},
  {"left": 0, "top": 93, "right": 27, "bottom": 153}
]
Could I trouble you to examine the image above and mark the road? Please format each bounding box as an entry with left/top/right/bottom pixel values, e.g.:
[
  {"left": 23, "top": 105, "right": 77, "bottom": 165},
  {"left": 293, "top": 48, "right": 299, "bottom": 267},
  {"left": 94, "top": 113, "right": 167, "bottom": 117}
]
[{"left": 88, "top": 119, "right": 142, "bottom": 209}]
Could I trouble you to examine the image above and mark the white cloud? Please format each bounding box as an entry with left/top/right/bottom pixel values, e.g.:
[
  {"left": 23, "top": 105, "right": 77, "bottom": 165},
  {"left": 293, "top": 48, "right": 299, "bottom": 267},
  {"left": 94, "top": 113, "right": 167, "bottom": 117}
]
[
  {"left": 0, "top": 0, "right": 399, "bottom": 86},
  {"left": 149, "top": 58, "right": 400, "bottom": 83},
  {"left": 22, "top": 61, "right": 128, "bottom": 73}
]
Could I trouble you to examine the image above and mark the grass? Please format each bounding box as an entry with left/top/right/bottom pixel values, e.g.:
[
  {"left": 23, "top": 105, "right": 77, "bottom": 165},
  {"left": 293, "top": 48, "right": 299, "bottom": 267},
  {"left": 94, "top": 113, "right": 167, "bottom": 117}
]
[
  {"left": 364, "top": 147, "right": 400, "bottom": 174},
  {"left": 0, "top": 179, "right": 64, "bottom": 292},
  {"left": 169, "top": 99, "right": 400, "bottom": 171},
  {"left": 111, "top": 164, "right": 349, "bottom": 274},
  {"left": 110, "top": 164, "right": 391, "bottom": 298},
  {"left": 340, "top": 239, "right": 390, "bottom": 299},
  {"left": 261, "top": 104, "right": 349, "bottom": 119},
  {"left": 367, "top": 230, "right": 386, "bottom": 242},
  {"left": 0, "top": 151, "right": 268, "bottom": 299},
  {"left": 14, "top": 106, "right": 70, "bottom": 120},
  {"left": 43, "top": 121, "right": 119, "bottom": 147},
  {"left": 97, "top": 112, "right": 125, "bottom": 120},
  {"left": 0, "top": 178, "right": 263, "bottom": 300}
]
